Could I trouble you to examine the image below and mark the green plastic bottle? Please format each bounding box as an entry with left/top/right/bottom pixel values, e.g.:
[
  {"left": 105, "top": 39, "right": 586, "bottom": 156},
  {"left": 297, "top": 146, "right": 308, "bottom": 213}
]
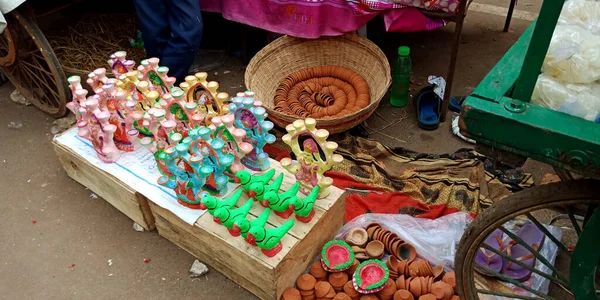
[{"left": 390, "top": 46, "right": 412, "bottom": 107}]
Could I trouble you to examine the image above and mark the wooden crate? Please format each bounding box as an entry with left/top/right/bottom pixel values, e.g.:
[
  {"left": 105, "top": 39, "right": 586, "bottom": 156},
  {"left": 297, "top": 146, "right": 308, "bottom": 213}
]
[
  {"left": 149, "top": 159, "right": 346, "bottom": 300},
  {"left": 53, "top": 139, "right": 156, "bottom": 231}
]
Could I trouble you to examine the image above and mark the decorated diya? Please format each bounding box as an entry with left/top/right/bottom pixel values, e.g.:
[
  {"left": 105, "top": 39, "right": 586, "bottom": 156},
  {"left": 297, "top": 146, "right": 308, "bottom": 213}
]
[
  {"left": 321, "top": 240, "right": 355, "bottom": 272},
  {"left": 352, "top": 259, "right": 390, "bottom": 294}
]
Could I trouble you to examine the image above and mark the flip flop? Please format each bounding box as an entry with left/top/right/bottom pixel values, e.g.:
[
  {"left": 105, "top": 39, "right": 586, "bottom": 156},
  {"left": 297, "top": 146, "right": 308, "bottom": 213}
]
[
  {"left": 449, "top": 96, "right": 466, "bottom": 113},
  {"left": 501, "top": 223, "right": 545, "bottom": 282},
  {"left": 413, "top": 86, "right": 441, "bottom": 130},
  {"left": 474, "top": 229, "right": 504, "bottom": 275}
]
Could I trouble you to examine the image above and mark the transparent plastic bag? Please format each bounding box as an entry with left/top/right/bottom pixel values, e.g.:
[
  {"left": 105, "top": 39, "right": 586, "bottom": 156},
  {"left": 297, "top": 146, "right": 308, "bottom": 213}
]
[
  {"left": 558, "top": 0, "right": 600, "bottom": 34},
  {"left": 532, "top": 74, "right": 600, "bottom": 120}
]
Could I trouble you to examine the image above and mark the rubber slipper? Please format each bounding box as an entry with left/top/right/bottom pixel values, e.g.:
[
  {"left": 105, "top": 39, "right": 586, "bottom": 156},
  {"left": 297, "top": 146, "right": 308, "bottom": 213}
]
[
  {"left": 413, "top": 86, "right": 441, "bottom": 130},
  {"left": 501, "top": 223, "right": 545, "bottom": 281},
  {"left": 474, "top": 229, "right": 504, "bottom": 275},
  {"left": 449, "top": 96, "right": 466, "bottom": 113}
]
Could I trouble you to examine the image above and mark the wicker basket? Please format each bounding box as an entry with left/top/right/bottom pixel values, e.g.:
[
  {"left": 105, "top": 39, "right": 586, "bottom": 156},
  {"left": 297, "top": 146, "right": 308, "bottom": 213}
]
[{"left": 245, "top": 34, "right": 391, "bottom": 134}]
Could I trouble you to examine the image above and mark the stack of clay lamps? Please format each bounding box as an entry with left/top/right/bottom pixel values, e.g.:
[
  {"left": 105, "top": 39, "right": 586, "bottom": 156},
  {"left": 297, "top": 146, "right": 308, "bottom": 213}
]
[
  {"left": 297, "top": 274, "right": 317, "bottom": 300},
  {"left": 274, "top": 66, "right": 370, "bottom": 118},
  {"left": 342, "top": 281, "right": 361, "bottom": 300},
  {"left": 375, "top": 279, "right": 397, "bottom": 300},
  {"left": 366, "top": 223, "right": 417, "bottom": 261},
  {"left": 315, "top": 281, "right": 337, "bottom": 300},
  {"left": 310, "top": 261, "right": 329, "bottom": 281},
  {"left": 329, "top": 272, "right": 349, "bottom": 293}
]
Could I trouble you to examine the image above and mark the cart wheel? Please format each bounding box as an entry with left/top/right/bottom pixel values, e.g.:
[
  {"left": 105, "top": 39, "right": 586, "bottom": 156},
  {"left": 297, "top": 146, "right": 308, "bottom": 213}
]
[
  {"left": 454, "top": 179, "right": 600, "bottom": 299},
  {"left": 0, "top": 9, "right": 69, "bottom": 117}
]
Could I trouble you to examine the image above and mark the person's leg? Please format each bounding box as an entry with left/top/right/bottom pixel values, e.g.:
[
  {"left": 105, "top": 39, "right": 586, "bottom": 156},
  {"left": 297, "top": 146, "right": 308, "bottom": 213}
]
[
  {"left": 161, "top": 0, "right": 203, "bottom": 83},
  {"left": 133, "top": 0, "right": 170, "bottom": 60}
]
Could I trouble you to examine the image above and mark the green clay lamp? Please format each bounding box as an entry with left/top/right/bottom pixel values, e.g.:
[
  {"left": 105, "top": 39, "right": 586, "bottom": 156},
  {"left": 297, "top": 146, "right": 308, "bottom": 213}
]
[
  {"left": 352, "top": 259, "right": 390, "bottom": 294},
  {"left": 248, "top": 173, "right": 284, "bottom": 207},
  {"left": 247, "top": 219, "right": 294, "bottom": 257},
  {"left": 235, "top": 169, "right": 276, "bottom": 192},
  {"left": 213, "top": 199, "right": 253, "bottom": 236},
  {"left": 320, "top": 240, "right": 354, "bottom": 272},
  {"left": 232, "top": 208, "right": 271, "bottom": 240}
]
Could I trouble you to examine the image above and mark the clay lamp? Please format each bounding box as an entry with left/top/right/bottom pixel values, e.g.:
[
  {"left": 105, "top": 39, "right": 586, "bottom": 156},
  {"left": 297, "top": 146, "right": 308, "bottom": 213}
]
[
  {"left": 334, "top": 292, "right": 352, "bottom": 300},
  {"left": 405, "top": 277, "right": 413, "bottom": 293},
  {"left": 418, "top": 294, "right": 437, "bottom": 300},
  {"left": 442, "top": 272, "right": 456, "bottom": 289},
  {"left": 310, "top": 261, "right": 329, "bottom": 281},
  {"left": 409, "top": 261, "right": 421, "bottom": 277},
  {"left": 394, "top": 290, "right": 414, "bottom": 300},
  {"left": 365, "top": 241, "right": 384, "bottom": 259},
  {"left": 376, "top": 279, "right": 397, "bottom": 300},
  {"left": 315, "top": 281, "right": 333, "bottom": 298},
  {"left": 297, "top": 274, "right": 317, "bottom": 291},
  {"left": 366, "top": 226, "right": 378, "bottom": 241},
  {"left": 420, "top": 277, "right": 429, "bottom": 295},
  {"left": 352, "top": 259, "right": 390, "bottom": 294},
  {"left": 321, "top": 240, "right": 355, "bottom": 272},
  {"left": 329, "top": 272, "right": 349, "bottom": 292},
  {"left": 432, "top": 266, "right": 445, "bottom": 282},
  {"left": 450, "top": 296, "right": 460, "bottom": 300},
  {"left": 431, "top": 282, "right": 454, "bottom": 300},
  {"left": 397, "top": 243, "right": 417, "bottom": 261},
  {"left": 347, "top": 259, "right": 360, "bottom": 276},
  {"left": 409, "top": 276, "right": 423, "bottom": 297},
  {"left": 396, "top": 275, "right": 406, "bottom": 290},
  {"left": 360, "top": 295, "right": 379, "bottom": 300},
  {"left": 427, "top": 277, "right": 433, "bottom": 295},
  {"left": 282, "top": 288, "right": 302, "bottom": 300},
  {"left": 345, "top": 228, "right": 369, "bottom": 248},
  {"left": 343, "top": 280, "right": 361, "bottom": 299}
]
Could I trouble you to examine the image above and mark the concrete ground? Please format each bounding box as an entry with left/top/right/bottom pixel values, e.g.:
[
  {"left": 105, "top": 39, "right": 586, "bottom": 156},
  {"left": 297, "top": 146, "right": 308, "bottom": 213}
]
[{"left": 1, "top": 1, "right": 556, "bottom": 299}]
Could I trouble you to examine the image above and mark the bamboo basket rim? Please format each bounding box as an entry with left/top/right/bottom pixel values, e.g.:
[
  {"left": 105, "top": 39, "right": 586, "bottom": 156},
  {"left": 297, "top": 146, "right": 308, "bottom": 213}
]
[{"left": 245, "top": 34, "right": 391, "bottom": 127}]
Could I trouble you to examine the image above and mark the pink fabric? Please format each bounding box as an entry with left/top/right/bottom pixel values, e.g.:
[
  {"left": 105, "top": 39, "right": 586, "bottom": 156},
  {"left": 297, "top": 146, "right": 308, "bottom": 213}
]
[{"left": 200, "top": 0, "right": 446, "bottom": 38}]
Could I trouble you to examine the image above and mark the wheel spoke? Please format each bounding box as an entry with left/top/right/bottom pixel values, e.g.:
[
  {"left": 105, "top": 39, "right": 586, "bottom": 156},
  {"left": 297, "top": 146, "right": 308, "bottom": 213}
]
[
  {"left": 566, "top": 206, "right": 582, "bottom": 236},
  {"left": 526, "top": 213, "right": 572, "bottom": 256},
  {"left": 19, "top": 58, "right": 54, "bottom": 76},
  {"left": 16, "top": 62, "right": 53, "bottom": 106},
  {"left": 18, "top": 61, "right": 60, "bottom": 100},
  {"left": 474, "top": 265, "right": 554, "bottom": 299},
  {"left": 498, "top": 226, "right": 570, "bottom": 284}
]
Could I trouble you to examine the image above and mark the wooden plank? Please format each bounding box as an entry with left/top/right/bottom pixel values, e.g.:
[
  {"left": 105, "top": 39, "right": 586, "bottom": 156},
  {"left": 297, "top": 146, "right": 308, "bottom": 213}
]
[
  {"left": 53, "top": 141, "right": 153, "bottom": 230},
  {"left": 135, "top": 192, "right": 156, "bottom": 231}
]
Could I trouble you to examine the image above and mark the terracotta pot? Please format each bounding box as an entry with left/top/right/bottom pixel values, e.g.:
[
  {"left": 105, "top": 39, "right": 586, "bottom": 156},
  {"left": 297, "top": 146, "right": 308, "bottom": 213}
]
[
  {"left": 387, "top": 256, "right": 400, "bottom": 272},
  {"left": 345, "top": 228, "right": 369, "bottom": 248},
  {"left": 431, "top": 282, "right": 453, "bottom": 300},
  {"left": 283, "top": 288, "right": 302, "bottom": 300},
  {"left": 398, "top": 243, "right": 417, "bottom": 261},
  {"left": 298, "top": 274, "right": 317, "bottom": 291},
  {"left": 418, "top": 294, "right": 437, "bottom": 300},
  {"left": 396, "top": 275, "right": 405, "bottom": 290},
  {"left": 409, "top": 276, "right": 422, "bottom": 297},
  {"left": 343, "top": 280, "right": 361, "bottom": 299},
  {"left": 315, "top": 281, "right": 332, "bottom": 298},
  {"left": 365, "top": 240, "right": 384, "bottom": 259},
  {"left": 333, "top": 292, "right": 352, "bottom": 300},
  {"left": 310, "top": 261, "right": 329, "bottom": 280},
  {"left": 329, "top": 272, "right": 349, "bottom": 288},
  {"left": 347, "top": 259, "right": 360, "bottom": 276},
  {"left": 377, "top": 279, "right": 397, "bottom": 297},
  {"left": 394, "top": 290, "right": 414, "bottom": 300},
  {"left": 442, "top": 272, "right": 456, "bottom": 289}
]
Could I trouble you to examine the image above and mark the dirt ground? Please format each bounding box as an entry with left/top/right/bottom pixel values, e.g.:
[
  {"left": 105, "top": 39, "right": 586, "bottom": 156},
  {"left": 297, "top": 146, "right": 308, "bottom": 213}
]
[{"left": 0, "top": 2, "right": 556, "bottom": 299}]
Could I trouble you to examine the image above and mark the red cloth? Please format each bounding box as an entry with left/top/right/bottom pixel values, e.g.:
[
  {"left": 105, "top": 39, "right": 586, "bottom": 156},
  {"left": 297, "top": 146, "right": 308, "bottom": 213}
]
[{"left": 264, "top": 144, "right": 460, "bottom": 222}]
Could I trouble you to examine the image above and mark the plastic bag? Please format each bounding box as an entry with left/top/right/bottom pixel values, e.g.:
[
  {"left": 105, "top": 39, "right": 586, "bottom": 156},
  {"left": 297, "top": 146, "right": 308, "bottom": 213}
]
[
  {"left": 558, "top": 0, "right": 600, "bottom": 34},
  {"left": 543, "top": 25, "right": 600, "bottom": 84},
  {"left": 334, "top": 213, "right": 473, "bottom": 268},
  {"left": 532, "top": 74, "right": 600, "bottom": 120}
]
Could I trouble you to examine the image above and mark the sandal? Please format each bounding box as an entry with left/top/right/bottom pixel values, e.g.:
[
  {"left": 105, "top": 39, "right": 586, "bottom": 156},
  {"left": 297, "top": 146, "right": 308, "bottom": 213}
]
[
  {"left": 413, "top": 86, "right": 441, "bottom": 130},
  {"left": 474, "top": 229, "right": 504, "bottom": 275},
  {"left": 501, "top": 223, "right": 545, "bottom": 282},
  {"left": 449, "top": 96, "right": 466, "bottom": 113}
]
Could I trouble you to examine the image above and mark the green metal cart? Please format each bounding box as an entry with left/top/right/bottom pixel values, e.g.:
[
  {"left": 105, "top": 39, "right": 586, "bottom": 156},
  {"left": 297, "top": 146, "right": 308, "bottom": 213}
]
[{"left": 454, "top": 0, "right": 600, "bottom": 298}]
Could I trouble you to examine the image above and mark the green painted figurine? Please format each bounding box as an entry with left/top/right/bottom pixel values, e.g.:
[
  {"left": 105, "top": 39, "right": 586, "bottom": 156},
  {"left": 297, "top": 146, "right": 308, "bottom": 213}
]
[
  {"left": 247, "top": 219, "right": 295, "bottom": 257},
  {"left": 263, "top": 182, "right": 300, "bottom": 219},
  {"left": 235, "top": 169, "right": 276, "bottom": 192},
  {"left": 249, "top": 173, "right": 284, "bottom": 206},
  {"left": 213, "top": 199, "right": 253, "bottom": 236},
  {"left": 199, "top": 189, "right": 243, "bottom": 215},
  {"left": 294, "top": 186, "right": 319, "bottom": 223},
  {"left": 232, "top": 208, "right": 271, "bottom": 240}
]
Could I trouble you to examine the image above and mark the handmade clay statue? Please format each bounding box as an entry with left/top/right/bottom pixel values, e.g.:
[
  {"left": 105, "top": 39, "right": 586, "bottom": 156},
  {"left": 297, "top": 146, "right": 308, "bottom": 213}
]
[
  {"left": 108, "top": 51, "right": 135, "bottom": 78},
  {"left": 199, "top": 189, "right": 243, "bottom": 214},
  {"left": 137, "top": 57, "right": 176, "bottom": 94},
  {"left": 293, "top": 186, "right": 319, "bottom": 223},
  {"left": 228, "top": 92, "right": 276, "bottom": 171},
  {"left": 189, "top": 126, "right": 234, "bottom": 195},
  {"left": 262, "top": 182, "right": 300, "bottom": 219},
  {"left": 211, "top": 114, "right": 253, "bottom": 174},
  {"left": 179, "top": 72, "right": 228, "bottom": 123},
  {"left": 235, "top": 169, "right": 276, "bottom": 192},
  {"left": 232, "top": 208, "right": 271, "bottom": 240},
  {"left": 213, "top": 199, "right": 253, "bottom": 236},
  {"left": 86, "top": 68, "right": 109, "bottom": 92},
  {"left": 321, "top": 240, "right": 355, "bottom": 272},
  {"left": 280, "top": 118, "right": 343, "bottom": 198},
  {"left": 352, "top": 260, "right": 390, "bottom": 294},
  {"left": 76, "top": 97, "right": 121, "bottom": 163},
  {"left": 94, "top": 82, "right": 140, "bottom": 152},
  {"left": 248, "top": 173, "right": 284, "bottom": 207},
  {"left": 247, "top": 219, "right": 295, "bottom": 257}
]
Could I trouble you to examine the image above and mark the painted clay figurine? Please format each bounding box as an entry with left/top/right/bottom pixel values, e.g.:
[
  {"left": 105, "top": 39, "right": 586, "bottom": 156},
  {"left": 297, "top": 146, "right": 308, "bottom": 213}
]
[
  {"left": 235, "top": 169, "right": 276, "bottom": 192},
  {"left": 247, "top": 219, "right": 295, "bottom": 257},
  {"left": 228, "top": 92, "right": 276, "bottom": 171},
  {"left": 248, "top": 173, "right": 284, "bottom": 207},
  {"left": 179, "top": 72, "right": 228, "bottom": 123},
  {"left": 262, "top": 182, "right": 300, "bottom": 219},
  {"left": 213, "top": 199, "right": 253, "bottom": 236},
  {"left": 211, "top": 114, "right": 253, "bottom": 174},
  {"left": 199, "top": 189, "right": 243, "bottom": 214},
  {"left": 232, "top": 208, "right": 271, "bottom": 239},
  {"left": 293, "top": 186, "right": 319, "bottom": 223},
  {"left": 280, "top": 118, "right": 343, "bottom": 198}
]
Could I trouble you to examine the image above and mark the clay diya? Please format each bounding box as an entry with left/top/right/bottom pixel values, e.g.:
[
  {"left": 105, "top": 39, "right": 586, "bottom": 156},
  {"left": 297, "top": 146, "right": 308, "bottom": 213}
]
[
  {"left": 321, "top": 240, "right": 355, "bottom": 272},
  {"left": 347, "top": 259, "right": 360, "bottom": 277},
  {"left": 418, "top": 294, "right": 437, "bottom": 300},
  {"left": 396, "top": 275, "right": 406, "bottom": 290},
  {"left": 397, "top": 243, "right": 417, "bottom": 261},
  {"left": 297, "top": 274, "right": 317, "bottom": 291},
  {"left": 329, "top": 272, "right": 349, "bottom": 292},
  {"left": 283, "top": 288, "right": 302, "bottom": 300},
  {"left": 450, "top": 296, "right": 460, "bottom": 300},
  {"left": 409, "top": 276, "right": 423, "bottom": 297},
  {"left": 345, "top": 228, "right": 369, "bottom": 248},
  {"left": 375, "top": 279, "right": 397, "bottom": 300},
  {"left": 431, "top": 282, "right": 454, "bottom": 300},
  {"left": 387, "top": 256, "right": 400, "bottom": 279},
  {"left": 432, "top": 265, "right": 445, "bottom": 282},
  {"left": 343, "top": 280, "right": 361, "bottom": 300},
  {"left": 394, "top": 290, "right": 414, "bottom": 300},
  {"left": 315, "top": 281, "right": 333, "bottom": 298},
  {"left": 442, "top": 272, "right": 456, "bottom": 289},
  {"left": 310, "top": 261, "right": 329, "bottom": 281},
  {"left": 359, "top": 295, "right": 379, "bottom": 300},
  {"left": 365, "top": 241, "right": 384, "bottom": 259},
  {"left": 333, "top": 292, "right": 352, "bottom": 300},
  {"left": 352, "top": 259, "right": 390, "bottom": 294}
]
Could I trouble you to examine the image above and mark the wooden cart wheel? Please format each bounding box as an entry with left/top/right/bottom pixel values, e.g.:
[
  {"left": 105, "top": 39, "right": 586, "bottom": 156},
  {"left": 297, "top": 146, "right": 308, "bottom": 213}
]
[
  {"left": 454, "top": 179, "right": 600, "bottom": 299},
  {"left": 0, "top": 9, "right": 69, "bottom": 117}
]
